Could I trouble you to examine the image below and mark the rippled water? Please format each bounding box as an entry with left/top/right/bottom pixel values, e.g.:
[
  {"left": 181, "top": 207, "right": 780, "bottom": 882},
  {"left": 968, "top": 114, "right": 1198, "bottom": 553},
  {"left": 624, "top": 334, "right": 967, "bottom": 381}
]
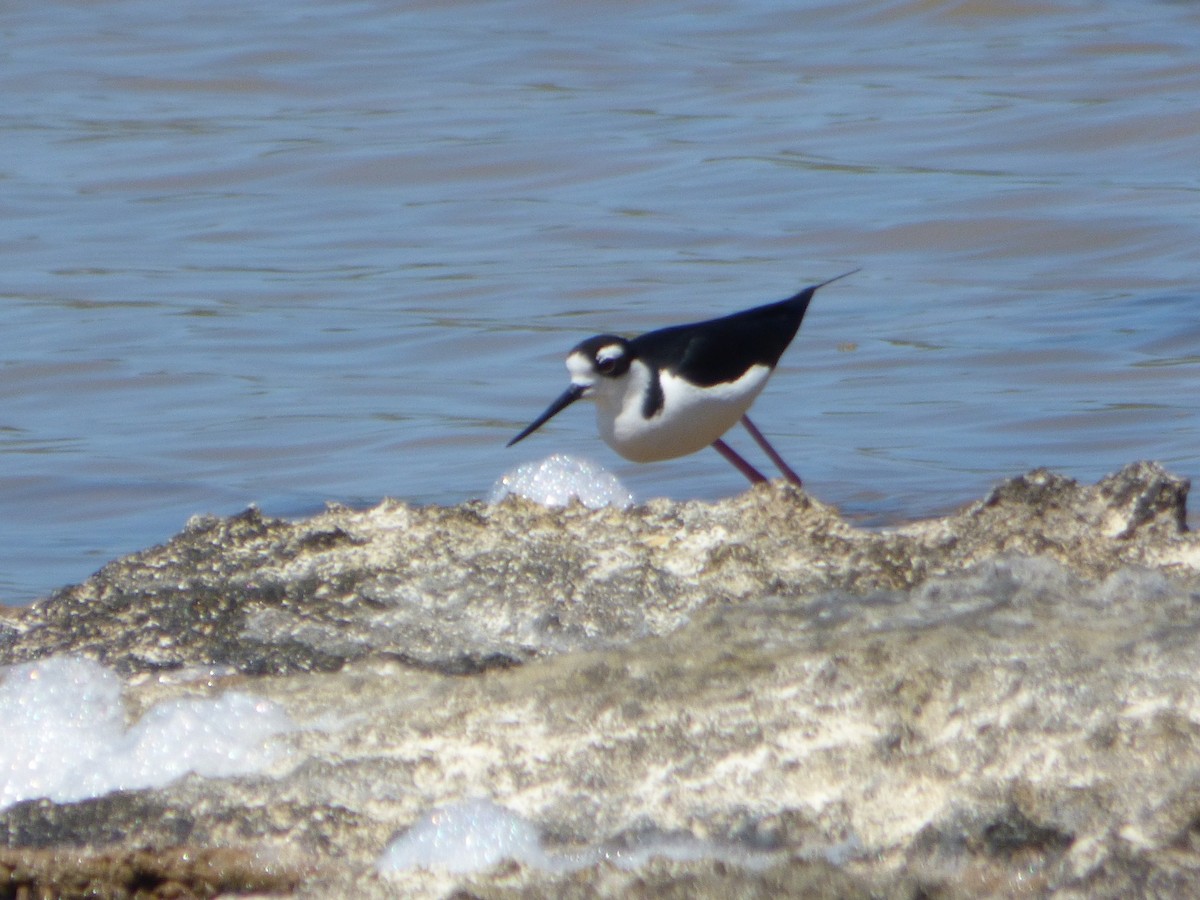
[{"left": 2, "top": 0, "right": 1198, "bottom": 603}]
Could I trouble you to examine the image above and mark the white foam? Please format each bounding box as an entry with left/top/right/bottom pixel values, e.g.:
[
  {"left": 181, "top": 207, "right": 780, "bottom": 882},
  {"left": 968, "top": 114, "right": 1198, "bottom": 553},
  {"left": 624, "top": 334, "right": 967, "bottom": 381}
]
[
  {"left": 488, "top": 454, "right": 633, "bottom": 510},
  {"left": 377, "top": 799, "right": 555, "bottom": 875},
  {"left": 376, "top": 799, "right": 785, "bottom": 878},
  {"left": 0, "top": 656, "right": 293, "bottom": 811},
  {"left": 595, "top": 831, "right": 773, "bottom": 871}
]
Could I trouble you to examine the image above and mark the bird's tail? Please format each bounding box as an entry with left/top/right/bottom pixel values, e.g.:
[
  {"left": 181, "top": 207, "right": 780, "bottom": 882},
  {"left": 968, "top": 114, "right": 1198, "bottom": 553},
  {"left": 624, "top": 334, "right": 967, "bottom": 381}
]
[
  {"left": 812, "top": 267, "right": 861, "bottom": 292},
  {"left": 777, "top": 267, "right": 860, "bottom": 311}
]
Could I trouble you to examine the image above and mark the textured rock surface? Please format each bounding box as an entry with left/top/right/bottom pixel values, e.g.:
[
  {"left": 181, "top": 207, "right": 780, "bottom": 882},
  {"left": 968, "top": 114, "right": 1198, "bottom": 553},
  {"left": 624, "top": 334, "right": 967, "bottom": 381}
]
[{"left": 3, "top": 461, "right": 1200, "bottom": 897}]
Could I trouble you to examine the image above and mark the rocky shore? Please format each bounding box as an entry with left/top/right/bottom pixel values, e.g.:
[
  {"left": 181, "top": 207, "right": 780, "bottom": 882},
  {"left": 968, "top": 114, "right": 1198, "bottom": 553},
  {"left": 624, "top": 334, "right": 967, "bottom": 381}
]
[{"left": 3, "top": 461, "right": 1200, "bottom": 897}]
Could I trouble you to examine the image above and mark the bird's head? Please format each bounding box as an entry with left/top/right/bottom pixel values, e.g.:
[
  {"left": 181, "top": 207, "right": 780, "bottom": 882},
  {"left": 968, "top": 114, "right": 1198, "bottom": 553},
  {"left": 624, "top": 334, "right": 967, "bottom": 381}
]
[
  {"left": 567, "top": 334, "right": 632, "bottom": 388},
  {"left": 506, "top": 334, "right": 632, "bottom": 447}
]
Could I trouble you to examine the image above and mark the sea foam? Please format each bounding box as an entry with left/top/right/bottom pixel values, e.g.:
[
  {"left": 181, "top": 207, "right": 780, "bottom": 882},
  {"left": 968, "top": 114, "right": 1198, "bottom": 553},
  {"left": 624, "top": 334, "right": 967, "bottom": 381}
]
[
  {"left": 0, "top": 655, "right": 293, "bottom": 811},
  {"left": 376, "top": 799, "right": 787, "bottom": 877},
  {"left": 488, "top": 454, "right": 633, "bottom": 509}
]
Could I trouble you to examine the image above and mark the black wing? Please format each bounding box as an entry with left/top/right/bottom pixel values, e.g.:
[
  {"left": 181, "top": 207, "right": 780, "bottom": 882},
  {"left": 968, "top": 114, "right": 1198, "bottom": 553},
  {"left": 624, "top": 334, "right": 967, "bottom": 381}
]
[{"left": 630, "top": 283, "right": 822, "bottom": 388}]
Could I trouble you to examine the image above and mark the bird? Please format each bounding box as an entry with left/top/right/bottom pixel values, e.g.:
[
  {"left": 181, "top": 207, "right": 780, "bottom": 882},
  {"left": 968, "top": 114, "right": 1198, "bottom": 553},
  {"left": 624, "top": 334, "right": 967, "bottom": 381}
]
[{"left": 506, "top": 269, "right": 858, "bottom": 486}]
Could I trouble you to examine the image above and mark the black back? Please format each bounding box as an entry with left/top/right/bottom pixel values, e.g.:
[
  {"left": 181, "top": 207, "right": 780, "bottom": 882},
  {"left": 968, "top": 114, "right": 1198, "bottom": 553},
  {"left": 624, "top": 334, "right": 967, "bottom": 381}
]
[{"left": 629, "top": 283, "right": 821, "bottom": 388}]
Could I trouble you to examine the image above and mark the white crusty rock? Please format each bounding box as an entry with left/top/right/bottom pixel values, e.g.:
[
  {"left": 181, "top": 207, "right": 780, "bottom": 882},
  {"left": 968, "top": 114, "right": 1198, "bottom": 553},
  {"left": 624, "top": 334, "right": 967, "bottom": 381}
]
[{"left": 1, "top": 462, "right": 1199, "bottom": 898}]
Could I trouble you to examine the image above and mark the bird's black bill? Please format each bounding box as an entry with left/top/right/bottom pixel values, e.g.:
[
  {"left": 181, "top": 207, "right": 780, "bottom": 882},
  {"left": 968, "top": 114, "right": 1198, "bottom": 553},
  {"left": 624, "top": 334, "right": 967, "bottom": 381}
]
[{"left": 506, "top": 383, "right": 586, "bottom": 447}]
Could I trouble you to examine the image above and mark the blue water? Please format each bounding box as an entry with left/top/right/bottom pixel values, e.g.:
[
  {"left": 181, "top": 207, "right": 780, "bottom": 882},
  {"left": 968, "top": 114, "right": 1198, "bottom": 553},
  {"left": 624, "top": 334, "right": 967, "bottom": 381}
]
[{"left": 3, "top": 0, "right": 1199, "bottom": 603}]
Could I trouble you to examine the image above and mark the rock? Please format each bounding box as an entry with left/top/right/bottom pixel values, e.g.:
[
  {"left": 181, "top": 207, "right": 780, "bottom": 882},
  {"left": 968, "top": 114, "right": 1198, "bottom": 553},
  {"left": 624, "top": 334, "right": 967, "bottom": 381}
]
[
  {"left": 1, "top": 461, "right": 1199, "bottom": 898},
  {"left": 0, "top": 845, "right": 299, "bottom": 899}
]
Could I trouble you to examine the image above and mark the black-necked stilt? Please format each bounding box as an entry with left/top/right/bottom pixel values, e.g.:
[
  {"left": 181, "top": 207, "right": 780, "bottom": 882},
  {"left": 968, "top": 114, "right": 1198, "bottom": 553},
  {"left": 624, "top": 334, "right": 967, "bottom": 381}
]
[{"left": 507, "top": 270, "right": 858, "bottom": 486}]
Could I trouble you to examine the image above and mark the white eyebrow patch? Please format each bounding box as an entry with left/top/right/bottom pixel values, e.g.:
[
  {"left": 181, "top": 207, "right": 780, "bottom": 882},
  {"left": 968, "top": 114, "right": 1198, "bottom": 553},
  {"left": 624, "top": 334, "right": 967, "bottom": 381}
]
[{"left": 596, "top": 343, "right": 625, "bottom": 364}]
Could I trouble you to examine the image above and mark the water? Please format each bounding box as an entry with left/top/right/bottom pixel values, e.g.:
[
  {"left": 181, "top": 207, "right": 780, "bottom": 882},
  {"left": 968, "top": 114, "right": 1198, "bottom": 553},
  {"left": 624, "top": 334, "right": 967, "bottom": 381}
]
[{"left": 2, "top": 0, "right": 1198, "bottom": 604}]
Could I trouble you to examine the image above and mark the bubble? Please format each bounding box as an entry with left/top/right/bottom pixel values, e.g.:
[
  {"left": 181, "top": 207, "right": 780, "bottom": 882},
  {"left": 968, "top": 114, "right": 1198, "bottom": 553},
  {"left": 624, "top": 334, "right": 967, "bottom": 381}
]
[{"left": 489, "top": 454, "right": 633, "bottom": 510}]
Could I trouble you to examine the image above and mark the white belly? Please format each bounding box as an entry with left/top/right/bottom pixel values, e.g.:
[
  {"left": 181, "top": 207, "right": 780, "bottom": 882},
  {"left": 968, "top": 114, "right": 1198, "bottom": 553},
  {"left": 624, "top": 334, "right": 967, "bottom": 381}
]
[{"left": 594, "top": 363, "right": 771, "bottom": 462}]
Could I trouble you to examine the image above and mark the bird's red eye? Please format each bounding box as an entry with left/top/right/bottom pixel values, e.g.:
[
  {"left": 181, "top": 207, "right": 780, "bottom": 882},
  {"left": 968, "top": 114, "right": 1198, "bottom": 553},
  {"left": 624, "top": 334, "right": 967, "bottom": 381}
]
[{"left": 596, "top": 356, "right": 617, "bottom": 374}]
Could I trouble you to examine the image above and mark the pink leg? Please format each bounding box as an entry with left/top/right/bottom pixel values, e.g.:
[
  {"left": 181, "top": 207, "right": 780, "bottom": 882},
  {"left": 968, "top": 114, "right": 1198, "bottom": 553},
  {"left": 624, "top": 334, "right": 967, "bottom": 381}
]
[
  {"left": 741, "top": 415, "right": 802, "bottom": 486},
  {"left": 712, "top": 438, "right": 768, "bottom": 484}
]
